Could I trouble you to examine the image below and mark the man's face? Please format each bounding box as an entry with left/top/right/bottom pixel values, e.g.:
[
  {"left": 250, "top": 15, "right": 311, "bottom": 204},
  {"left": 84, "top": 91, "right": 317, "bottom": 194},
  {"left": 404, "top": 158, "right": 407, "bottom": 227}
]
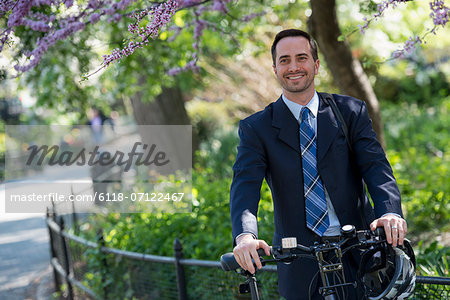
[{"left": 272, "top": 36, "right": 319, "bottom": 98}]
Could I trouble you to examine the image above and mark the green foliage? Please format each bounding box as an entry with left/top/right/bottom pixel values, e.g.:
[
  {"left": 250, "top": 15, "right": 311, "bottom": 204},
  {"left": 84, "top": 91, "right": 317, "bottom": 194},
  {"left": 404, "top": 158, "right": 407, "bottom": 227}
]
[
  {"left": 375, "top": 58, "right": 449, "bottom": 105},
  {"left": 15, "top": 25, "right": 97, "bottom": 115},
  {"left": 74, "top": 127, "right": 276, "bottom": 298},
  {"left": 79, "top": 128, "right": 274, "bottom": 261},
  {"left": 412, "top": 242, "right": 449, "bottom": 300},
  {"left": 358, "top": 1, "right": 378, "bottom": 15},
  {"left": 187, "top": 99, "right": 235, "bottom": 144},
  {"left": 383, "top": 96, "right": 450, "bottom": 236},
  {"left": 416, "top": 241, "right": 450, "bottom": 277}
]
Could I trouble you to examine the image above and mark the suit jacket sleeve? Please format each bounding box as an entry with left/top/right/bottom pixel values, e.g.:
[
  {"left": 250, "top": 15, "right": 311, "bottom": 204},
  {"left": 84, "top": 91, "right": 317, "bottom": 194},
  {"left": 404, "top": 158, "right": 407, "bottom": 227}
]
[
  {"left": 349, "top": 100, "right": 403, "bottom": 217},
  {"left": 230, "top": 119, "right": 267, "bottom": 244}
]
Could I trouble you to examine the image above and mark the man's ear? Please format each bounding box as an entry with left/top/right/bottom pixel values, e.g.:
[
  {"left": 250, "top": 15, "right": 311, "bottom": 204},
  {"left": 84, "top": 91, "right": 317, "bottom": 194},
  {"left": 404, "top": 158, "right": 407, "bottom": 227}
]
[
  {"left": 314, "top": 59, "right": 320, "bottom": 75},
  {"left": 273, "top": 64, "right": 277, "bottom": 75}
]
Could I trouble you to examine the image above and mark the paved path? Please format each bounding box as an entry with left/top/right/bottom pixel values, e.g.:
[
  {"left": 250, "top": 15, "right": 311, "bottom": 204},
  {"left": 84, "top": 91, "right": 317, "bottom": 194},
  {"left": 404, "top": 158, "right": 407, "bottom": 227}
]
[
  {"left": 0, "top": 212, "right": 51, "bottom": 300},
  {"left": 0, "top": 154, "right": 96, "bottom": 300},
  {"left": 0, "top": 124, "right": 141, "bottom": 299}
]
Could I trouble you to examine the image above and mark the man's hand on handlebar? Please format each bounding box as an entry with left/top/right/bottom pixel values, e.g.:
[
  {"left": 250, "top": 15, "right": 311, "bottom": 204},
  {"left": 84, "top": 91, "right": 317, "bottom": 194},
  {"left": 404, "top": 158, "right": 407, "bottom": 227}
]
[
  {"left": 233, "top": 234, "right": 271, "bottom": 274},
  {"left": 370, "top": 214, "right": 407, "bottom": 247}
]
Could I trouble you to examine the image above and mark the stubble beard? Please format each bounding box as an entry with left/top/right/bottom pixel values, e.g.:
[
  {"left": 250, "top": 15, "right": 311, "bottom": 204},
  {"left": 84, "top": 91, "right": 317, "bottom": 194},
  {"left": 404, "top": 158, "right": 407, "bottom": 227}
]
[{"left": 280, "top": 76, "right": 314, "bottom": 95}]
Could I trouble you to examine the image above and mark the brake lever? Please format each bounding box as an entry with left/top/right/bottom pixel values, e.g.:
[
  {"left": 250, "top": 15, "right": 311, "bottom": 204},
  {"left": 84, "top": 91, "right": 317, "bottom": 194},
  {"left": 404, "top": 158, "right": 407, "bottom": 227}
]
[{"left": 270, "top": 245, "right": 299, "bottom": 264}]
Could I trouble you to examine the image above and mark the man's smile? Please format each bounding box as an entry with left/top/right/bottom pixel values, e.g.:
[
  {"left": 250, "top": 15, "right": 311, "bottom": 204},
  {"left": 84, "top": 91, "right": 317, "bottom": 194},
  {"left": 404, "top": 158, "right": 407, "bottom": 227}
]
[{"left": 286, "top": 74, "right": 304, "bottom": 80}]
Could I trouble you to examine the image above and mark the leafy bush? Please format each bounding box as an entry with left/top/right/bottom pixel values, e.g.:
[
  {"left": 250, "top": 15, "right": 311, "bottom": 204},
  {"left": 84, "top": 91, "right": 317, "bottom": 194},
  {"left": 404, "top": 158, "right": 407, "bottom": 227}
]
[
  {"left": 383, "top": 96, "right": 450, "bottom": 237},
  {"left": 75, "top": 128, "right": 277, "bottom": 299},
  {"left": 186, "top": 99, "right": 232, "bottom": 145},
  {"left": 416, "top": 241, "right": 450, "bottom": 277},
  {"left": 78, "top": 129, "right": 275, "bottom": 260},
  {"left": 413, "top": 242, "right": 450, "bottom": 298},
  {"left": 375, "top": 57, "right": 449, "bottom": 106}
]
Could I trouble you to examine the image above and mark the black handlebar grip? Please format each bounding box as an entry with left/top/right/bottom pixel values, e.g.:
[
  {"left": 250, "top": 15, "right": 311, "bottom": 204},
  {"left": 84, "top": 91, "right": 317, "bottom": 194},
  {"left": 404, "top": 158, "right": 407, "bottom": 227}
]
[
  {"left": 220, "top": 252, "right": 240, "bottom": 271},
  {"left": 374, "top": 227, "right": 385, "bottom": 237},
  {"left": 220, "top": 248, "right": 269, "bottom": 271},
  {"left": 257, "top": 248, "right": 268, "bottom": 256}
]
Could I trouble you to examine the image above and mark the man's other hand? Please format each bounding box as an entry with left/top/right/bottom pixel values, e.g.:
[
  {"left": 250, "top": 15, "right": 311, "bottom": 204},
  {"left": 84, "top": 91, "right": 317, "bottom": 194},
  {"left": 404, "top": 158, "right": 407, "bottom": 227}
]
[
  {"left": 370, "top": 214, "right": 407, "bottom": 247},
  {"left": 233, "top": 234, "right": 271, "bottom": 274}
]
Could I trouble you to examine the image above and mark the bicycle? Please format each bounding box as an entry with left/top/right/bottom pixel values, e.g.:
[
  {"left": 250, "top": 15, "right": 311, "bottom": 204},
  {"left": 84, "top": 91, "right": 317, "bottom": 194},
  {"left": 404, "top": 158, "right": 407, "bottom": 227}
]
[{"left": 220, "top": 225, "right": 416, "bottom": 300}]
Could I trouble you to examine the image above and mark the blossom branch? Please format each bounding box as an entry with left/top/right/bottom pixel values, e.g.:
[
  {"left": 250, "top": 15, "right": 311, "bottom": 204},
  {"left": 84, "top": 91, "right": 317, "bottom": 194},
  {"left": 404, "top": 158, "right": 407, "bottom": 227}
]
[
  {"left": 356, "top": 0, "right": 448, "bottom": 60},
  {"left": 1, "top": 0, "right": 265, "bottom": 79}
]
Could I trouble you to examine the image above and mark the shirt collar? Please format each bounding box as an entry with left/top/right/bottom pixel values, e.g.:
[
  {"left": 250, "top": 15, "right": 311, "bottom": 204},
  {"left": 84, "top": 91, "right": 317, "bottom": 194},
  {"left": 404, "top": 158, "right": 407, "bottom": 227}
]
[{"left": 282, "top": 91, "right": 319, "bottom": 121}]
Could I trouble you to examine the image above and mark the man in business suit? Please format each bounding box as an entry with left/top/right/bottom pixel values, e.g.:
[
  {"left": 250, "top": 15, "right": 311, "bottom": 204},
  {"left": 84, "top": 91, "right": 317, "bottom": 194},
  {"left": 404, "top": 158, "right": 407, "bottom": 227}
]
[{"left": 230, "top": 29, "right": 407, "bottom": 299}]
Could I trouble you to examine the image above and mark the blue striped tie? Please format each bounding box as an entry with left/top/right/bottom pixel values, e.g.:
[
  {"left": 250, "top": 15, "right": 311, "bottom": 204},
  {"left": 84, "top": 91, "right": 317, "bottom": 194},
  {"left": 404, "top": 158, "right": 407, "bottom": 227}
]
[{"left": 300, "top": 107, "right": 329, "bottom": 236}]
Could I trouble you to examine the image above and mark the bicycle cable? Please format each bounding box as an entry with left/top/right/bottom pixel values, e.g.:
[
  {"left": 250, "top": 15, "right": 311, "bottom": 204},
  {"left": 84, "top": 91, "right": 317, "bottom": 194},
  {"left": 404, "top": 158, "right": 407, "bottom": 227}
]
[{"left": 308, "top": 270, "right": 320, "bottom": 300}]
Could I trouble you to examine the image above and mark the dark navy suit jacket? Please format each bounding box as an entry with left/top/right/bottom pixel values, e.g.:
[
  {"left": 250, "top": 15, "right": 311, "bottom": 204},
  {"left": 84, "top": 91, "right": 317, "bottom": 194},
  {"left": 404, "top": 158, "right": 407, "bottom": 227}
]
[{"left": 230, "top": 93, "right": 402, "bottom": 299}]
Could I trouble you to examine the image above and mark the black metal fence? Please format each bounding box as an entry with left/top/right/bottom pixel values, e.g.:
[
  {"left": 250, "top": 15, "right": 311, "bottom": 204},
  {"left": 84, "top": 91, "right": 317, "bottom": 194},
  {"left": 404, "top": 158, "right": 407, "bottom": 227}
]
[
  {"left": 46, "top": 210, "right": 279, "bottom": 300},
  {"left": 46, "top": 209, "right": 450, "bottom": 300},
  {"left": 413, "top": 276, "right": 450, "bottom": 299}
]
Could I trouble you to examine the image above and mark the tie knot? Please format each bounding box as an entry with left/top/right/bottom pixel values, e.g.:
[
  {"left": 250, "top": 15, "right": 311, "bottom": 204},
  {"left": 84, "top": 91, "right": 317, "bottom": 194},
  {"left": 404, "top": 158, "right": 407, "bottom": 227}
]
[{"left": 300, "top": 107, "right": 310, "bottom": 123}]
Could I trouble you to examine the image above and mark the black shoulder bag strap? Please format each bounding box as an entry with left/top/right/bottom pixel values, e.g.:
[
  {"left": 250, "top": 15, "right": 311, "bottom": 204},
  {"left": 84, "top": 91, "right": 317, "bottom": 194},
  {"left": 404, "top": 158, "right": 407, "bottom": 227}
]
[
  {"left": 319, "top": 92, "right": 374, "bottom": 228},
  {"left": 319, "top": 92, "right": 353, "bottom": 152}
]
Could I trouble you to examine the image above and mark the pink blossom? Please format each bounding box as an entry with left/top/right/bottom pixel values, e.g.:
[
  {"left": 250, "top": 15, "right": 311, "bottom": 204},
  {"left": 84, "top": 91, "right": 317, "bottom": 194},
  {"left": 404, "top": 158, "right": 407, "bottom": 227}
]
[
  {"left": 360, "top": 0, "right": 447, "bottom": 62},
  {"left": 28, "top": 12, "right": 57, "bottom": 23},
  {"left": 0, "top": 0, "right": 15, "bottom": 13},
  {"left": 90, "top": 13, "right": 101, "bottom": 24},
  {"left": 242, "top": 12, "right": 265, "bottom": 22},
  {"left": 111, "top": 13, "right": 122, "bottom": 22},
  {"left": 167, "top": 58, "right": 200, "bottom": 75},
  {"left": 358, "top": 17, "right": 369, "bottom": 34},
  {"left": 430, "top": 0, "right": 449, "bottom": 27},
  {"left": 181, "top": 0, "right": 203, "bottom": 6},
  {"left": 87, "top": 0, "right": 101, "bottom": 9},
  {"left": 64, "top": 0, "right": 74, "bottom": 8},
  {"left": 32, "top": 0, "right": 55, "bottom": 6},
  {"left": 23, "top": 19, "right": 51, "bottom": 32},
  {"left": 0, "top": 29, "right": 12, "bottom": 52},
  {"left": 193, "top": 20, "right": 207, "bottom": 40},
  {"left": 14, "top": 20, "right": 86, "bottom": 73},
  {"left": 212, "top": 0, "right": 228, "bottom": 14},
  {"left": 103, "top": 0, "right": 179, "bottom": 67},
  {"left": 117, "top": 0, "right": 135, "bottom": 10},
  {"left": 392, "top": 36, "right": 422, "bottom": 59},
  {"left": 7, "top": 0, "right": 33, "bottom": 27},
  {"left": 2, "top": 0, "right": 139, "bottom": 74},
  {"left": 101, "top": 8, "right": 116, "bottom": 15}
]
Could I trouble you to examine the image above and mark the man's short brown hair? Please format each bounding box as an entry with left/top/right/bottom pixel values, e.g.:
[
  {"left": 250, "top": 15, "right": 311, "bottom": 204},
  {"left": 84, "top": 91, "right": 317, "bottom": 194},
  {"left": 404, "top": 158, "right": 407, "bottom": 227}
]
[{"left": 271, "top": 29, "right": 319, "bottom": 65}]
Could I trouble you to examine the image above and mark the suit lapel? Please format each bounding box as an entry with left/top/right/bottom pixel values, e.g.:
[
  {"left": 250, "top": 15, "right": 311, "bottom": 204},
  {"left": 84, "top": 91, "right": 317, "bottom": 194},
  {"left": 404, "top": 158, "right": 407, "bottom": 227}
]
[
  {"left": 271, "top": 94, "right": 340, "bottom": 158},
  {"left": 317, "top": 94, "right": 340, "bottom": 162},
  {"left": 272, "top": 96, "right": 300, "bottom": 153}
]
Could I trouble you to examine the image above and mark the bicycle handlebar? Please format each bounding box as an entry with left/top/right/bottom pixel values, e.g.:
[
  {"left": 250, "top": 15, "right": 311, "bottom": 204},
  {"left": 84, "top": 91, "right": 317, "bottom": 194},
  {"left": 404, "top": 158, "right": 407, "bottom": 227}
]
[
  {"left": 221, "top": 226, "right": 390, "bottom": 300},
  {"left": 220, "top": 226, "right": 386, "bottom": 272},
  {"left": 221, "top": 248, "right": 267, "bottom": 271}
]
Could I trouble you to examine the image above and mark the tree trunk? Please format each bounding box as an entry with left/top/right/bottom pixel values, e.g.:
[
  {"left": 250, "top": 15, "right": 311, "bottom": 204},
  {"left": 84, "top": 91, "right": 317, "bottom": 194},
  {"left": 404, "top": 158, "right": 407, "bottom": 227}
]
[
  {"left": 130, "top": 80, "right": 198, "bottom": 170},
  {"left": 130, "top": 83, "right": 190, "bottom": 126},
  {"left": 309, "top": 0, "right": 386, "bottom": 148}
]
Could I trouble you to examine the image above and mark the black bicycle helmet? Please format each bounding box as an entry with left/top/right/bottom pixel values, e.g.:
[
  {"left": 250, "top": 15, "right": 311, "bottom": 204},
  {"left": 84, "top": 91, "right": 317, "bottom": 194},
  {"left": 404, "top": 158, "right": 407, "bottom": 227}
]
[{"left": 358, "top": 239, "right": 416, "bottom": 300}]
